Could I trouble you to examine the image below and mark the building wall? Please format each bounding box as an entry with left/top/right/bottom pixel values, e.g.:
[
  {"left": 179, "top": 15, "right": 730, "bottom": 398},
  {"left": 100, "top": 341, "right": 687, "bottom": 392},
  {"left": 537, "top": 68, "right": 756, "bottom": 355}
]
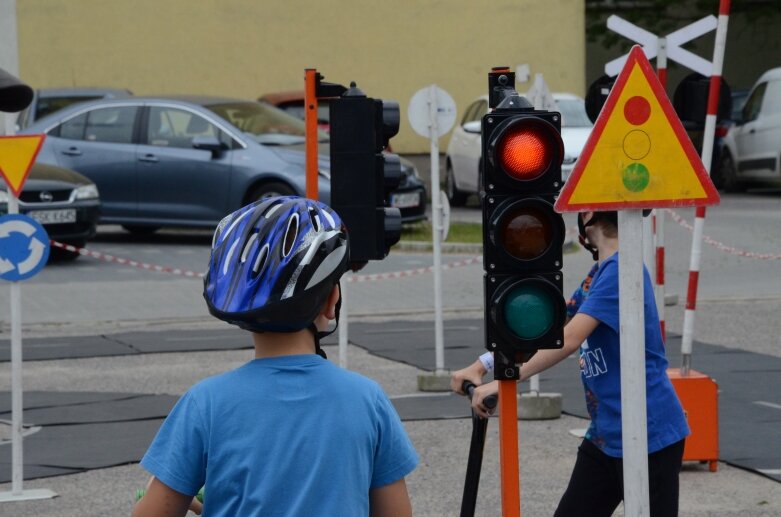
[{"left": 15, "top": 0, "right": 585, "bottom": 153}]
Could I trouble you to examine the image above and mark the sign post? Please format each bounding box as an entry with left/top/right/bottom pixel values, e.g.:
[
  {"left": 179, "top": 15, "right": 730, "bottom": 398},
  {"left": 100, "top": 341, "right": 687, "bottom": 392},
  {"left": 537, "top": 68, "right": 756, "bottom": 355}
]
[
  {"left": 408, "top": 84, "right": 456, "bottom": 388},
  {"left": 0, "top": 135, "right": 57, "bottom": 503},
  {"left": 555, "top": 45, "right": 719, "bottom": 515},
  {"left": 604, "top": 13, "right": 719, "bottom": 342}
]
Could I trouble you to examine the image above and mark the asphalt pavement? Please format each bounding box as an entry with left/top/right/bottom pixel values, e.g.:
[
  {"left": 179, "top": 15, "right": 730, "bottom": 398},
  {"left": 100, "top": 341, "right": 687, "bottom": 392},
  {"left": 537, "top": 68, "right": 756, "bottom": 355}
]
[{"left": 0, "top": 210, "right": 780, "bottom": 515}]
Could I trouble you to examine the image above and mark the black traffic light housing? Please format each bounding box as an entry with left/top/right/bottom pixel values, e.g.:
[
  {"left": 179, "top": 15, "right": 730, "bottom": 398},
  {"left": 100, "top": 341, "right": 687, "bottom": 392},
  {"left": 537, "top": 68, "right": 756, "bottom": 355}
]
[
  {"left": 482, "top": 69, "right": 567, "bottom": 374},
  {"left": 329, "top": 82, "right": 402, "bottom": 264},
  {"left": 0, "top": 68, "right": 33, "bottom": 113}
]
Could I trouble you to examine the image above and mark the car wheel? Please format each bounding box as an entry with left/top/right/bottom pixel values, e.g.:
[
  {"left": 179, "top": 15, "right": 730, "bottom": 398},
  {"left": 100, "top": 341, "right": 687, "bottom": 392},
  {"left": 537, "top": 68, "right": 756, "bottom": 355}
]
[
  {"left": 445, "top": 164, "right": 468, "bottom": 207},
  {"left": 718, "top": 153, "right": 745, "bottom": 193},
  {"left": 249, "top": 181, "right": 296, "bottom": 202},
  {"left": 122, "top": 225, "right": 161, "bottom": 236}
]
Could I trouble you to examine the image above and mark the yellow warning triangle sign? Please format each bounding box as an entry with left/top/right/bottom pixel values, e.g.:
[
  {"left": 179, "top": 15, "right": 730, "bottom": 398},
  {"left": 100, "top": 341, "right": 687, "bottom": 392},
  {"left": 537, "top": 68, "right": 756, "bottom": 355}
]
[
  {"left": 0, "top": 134, "right": 45, "bottom": 198},
  {"left": 555, "top": 46, "right": 719, "bottom": 212}
]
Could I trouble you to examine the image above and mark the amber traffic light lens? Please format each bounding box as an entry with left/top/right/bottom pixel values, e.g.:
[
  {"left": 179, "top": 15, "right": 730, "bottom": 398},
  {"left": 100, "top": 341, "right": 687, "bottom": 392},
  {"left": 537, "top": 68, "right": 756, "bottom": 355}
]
[
  {"left": 498, "top": 126, "right": 552, "bottom": 180},
  {"left": 499, "top": 204, "right": 554, "bottom": 261}
]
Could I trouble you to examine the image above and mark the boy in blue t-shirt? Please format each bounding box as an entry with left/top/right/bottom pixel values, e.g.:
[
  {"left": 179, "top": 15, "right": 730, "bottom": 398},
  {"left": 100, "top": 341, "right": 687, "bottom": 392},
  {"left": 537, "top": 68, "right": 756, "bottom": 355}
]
[
  {"left": 133, "top": 197, "right": 418, "bottom": 517},
  {"left": 452, "top": 210, "right": 689, "bottom": 517}
]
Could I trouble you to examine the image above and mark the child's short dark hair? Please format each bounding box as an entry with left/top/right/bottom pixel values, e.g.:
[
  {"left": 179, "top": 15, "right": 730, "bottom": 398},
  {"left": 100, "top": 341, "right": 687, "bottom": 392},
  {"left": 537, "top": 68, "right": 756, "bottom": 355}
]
[{"left": 592, "top": 211, "right": 618, "bottom": 238}]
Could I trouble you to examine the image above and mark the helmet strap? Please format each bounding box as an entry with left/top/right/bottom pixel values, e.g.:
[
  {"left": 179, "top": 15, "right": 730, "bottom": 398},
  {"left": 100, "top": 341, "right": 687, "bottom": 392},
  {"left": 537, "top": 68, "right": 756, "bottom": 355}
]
[
  {"left": 578, "top": 213, "right": 600, "bottom": 261},
  {"left": 307, "top": 281, "right": 344, "bottom": 360}
]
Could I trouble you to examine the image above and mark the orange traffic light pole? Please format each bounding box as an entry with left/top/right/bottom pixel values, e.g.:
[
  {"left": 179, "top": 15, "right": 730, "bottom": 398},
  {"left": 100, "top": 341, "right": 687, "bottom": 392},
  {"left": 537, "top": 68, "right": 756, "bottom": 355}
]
[
  {"left": 498, "top": 379, "right": 521, "bottom": 516},
  {"left": 304, "top": 68, "right": 319, "bottom": 200}
]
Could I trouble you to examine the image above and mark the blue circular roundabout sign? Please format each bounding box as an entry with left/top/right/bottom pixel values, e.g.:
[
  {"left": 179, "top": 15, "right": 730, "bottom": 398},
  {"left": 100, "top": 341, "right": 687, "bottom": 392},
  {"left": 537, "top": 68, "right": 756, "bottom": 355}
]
[{"left": 0, "top": 214, "right": 50, "bottom": 282}]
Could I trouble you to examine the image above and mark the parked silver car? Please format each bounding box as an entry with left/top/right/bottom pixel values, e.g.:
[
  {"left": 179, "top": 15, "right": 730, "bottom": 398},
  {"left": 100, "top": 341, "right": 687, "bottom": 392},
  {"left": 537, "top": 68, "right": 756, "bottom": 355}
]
[{"left": 444, "top": 93, "right": 592, "bottom": 206}]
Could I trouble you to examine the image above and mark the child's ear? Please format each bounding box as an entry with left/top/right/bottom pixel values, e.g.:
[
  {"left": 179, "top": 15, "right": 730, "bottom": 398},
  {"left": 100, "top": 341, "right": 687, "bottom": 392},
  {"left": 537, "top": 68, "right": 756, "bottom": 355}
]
[{"left": 323, "top": 284, "right": 341, "bottom": 320}]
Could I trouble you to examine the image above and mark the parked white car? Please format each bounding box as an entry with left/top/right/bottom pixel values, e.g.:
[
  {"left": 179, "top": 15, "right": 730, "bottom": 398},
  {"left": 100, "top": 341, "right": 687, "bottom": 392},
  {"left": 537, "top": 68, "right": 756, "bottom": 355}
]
[
  {"left": 444, "top": 92, "right": 592, "bottom": 206},
  {"left": 717, "top": 67, "right": 781, "bottom": 191}
]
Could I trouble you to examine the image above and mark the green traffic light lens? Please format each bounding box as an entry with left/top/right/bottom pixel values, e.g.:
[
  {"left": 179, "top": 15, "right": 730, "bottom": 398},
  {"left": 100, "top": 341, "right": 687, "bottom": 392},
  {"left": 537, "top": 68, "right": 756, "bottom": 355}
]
[
  {"left": 499, "top": 204, "right": 554, "bottom": 261},
  {"left": 502, "top": 283, "right": 556, "bottom": 340}
]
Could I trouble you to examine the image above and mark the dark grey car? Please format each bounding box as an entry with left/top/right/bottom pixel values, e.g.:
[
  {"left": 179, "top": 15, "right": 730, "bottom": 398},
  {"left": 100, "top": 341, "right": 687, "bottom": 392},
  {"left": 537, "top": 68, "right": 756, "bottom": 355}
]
[{"left": 1, "top": 163, "right": 101, "bottom": 259}]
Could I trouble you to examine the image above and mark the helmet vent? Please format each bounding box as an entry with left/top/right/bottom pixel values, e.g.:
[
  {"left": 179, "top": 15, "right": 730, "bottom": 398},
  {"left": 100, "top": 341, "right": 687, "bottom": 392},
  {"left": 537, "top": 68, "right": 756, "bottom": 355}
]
[
  {"left": 252, "top": 243, "right": 270, "bottom": 277},
  {"left": 308, "top": 206, "right": 321, "bottom": 232},
  {"left": 282, "top": 213, "right": 299, "bottom": 258},
  {"left": 240, "top": 232, "right": 259, "bottom": 263}
]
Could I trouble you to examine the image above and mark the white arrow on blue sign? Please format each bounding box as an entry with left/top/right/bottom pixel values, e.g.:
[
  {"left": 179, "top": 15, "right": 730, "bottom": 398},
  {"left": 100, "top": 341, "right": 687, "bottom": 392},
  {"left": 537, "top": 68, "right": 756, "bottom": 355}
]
[{"left": 0, "top": 214, "right": 50, "bottom": 281}]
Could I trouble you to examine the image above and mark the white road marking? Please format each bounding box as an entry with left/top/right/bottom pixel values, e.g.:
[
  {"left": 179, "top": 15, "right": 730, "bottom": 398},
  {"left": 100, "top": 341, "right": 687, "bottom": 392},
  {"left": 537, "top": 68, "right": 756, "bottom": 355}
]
[{"left": 753, "top": 401, "right": 781, "bottom": 410}]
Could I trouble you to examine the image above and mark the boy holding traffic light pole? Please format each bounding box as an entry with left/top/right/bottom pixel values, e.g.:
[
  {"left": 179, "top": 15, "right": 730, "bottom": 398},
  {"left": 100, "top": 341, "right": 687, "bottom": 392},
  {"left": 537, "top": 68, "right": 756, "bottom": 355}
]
[
  {"left": 133, "top": 197, "right": 418, "bottom": 517},
  {"left": 451, "top": 210, "right": 689, "bottom": 517}
]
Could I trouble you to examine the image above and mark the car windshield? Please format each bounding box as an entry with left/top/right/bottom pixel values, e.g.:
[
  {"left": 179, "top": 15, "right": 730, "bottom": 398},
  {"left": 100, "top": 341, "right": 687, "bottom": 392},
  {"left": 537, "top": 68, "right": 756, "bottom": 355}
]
[
  {"left": 557, "top": 98, "right": 592, "bottom": 128},
  {"left": 205, "top": 101, "right": 328, "bottom": 144}
]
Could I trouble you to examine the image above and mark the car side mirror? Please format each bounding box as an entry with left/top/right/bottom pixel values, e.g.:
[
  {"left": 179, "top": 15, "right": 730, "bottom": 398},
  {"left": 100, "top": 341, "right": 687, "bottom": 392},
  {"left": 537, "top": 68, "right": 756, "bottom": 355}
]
[
  {"left": 463, "top": 120, "right": 481, "bottom": 134},
  {"left": 192, "top": 135, "right": 226, "bottom": 154}
]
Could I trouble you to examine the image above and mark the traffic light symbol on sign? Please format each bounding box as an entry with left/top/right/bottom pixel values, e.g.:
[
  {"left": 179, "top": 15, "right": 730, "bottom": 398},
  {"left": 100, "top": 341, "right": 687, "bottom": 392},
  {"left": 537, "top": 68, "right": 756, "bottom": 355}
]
[
  {"left": 556, "top": 45, "right": 719, "bottom": 212},
  {"left": 482, "top": 89, "right": 567, "bottom": 367},
  {"left": 329, "top": 83, "right": 402, "bottom": 264}
]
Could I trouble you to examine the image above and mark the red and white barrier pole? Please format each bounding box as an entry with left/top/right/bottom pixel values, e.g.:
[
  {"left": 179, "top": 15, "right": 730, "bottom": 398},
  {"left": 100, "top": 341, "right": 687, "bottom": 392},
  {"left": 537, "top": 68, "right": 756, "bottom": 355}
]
[
  {"left": 654, "top": 37, "right": 668, "bottom": 341},
  {"left": 681, "top": 0, "right": 731, "bottom": 376}
]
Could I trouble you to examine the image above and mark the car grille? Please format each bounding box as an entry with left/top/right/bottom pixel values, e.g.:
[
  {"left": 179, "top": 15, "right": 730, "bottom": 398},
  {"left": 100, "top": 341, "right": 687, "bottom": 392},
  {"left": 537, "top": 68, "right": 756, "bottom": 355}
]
[{"left": 19, "top": 189, "right": 72, "bottom": 203}]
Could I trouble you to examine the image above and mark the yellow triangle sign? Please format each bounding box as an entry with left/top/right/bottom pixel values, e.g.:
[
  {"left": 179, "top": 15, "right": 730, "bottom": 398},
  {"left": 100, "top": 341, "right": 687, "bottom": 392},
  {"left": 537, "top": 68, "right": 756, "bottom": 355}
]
[
  {"left": 0, "top": 135, "right": 46, "bottom": 198},
  {"left": 555, "top": 46, "right": 719, "bottom": 212}
]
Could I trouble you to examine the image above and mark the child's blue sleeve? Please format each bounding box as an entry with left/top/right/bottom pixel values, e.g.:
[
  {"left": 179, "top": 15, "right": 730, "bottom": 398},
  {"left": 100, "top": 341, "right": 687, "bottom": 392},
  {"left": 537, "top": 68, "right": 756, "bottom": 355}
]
[
  {"left": 370, "top": 391, "right": 419, "bottom": 489},
  {"left": 579, "top": 259, "right": 620, "bottom": 333},
  {"left": 140, "top": 390, "right": 207, "bottom": 496}
]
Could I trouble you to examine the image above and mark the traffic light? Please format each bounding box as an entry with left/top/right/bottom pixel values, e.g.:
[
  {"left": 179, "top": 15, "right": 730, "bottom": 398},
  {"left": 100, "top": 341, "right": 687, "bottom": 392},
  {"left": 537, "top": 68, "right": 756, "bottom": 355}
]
[
  {"left": 329, "top": 82, "right": 402, "bottom": 264},
  {"left": 482, "top": 69, "right": 567, "bottom": 371},
  {"left": 0, "top": 68, "right": 33, "bottom": 112}
]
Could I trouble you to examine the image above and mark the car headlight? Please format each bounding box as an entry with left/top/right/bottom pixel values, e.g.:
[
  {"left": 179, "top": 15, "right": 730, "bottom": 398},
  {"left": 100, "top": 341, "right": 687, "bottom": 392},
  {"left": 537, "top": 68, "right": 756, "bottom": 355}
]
[{"left": 73, "top": 184, "right": 99, "bottom": 200}]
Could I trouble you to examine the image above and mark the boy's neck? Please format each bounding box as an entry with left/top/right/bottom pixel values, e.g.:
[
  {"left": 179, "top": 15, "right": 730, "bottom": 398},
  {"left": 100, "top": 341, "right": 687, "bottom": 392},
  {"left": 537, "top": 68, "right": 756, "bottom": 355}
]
[
  {"left": 596, "top": 237, "right": 619, "bottom": 265},
  {"left": 251, "top": 329, "right": 317, "bottom": 358}
]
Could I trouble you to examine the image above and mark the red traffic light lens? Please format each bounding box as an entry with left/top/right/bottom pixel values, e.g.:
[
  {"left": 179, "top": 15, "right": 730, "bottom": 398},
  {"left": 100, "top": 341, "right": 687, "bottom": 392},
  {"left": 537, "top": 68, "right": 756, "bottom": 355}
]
[
  {"left": 499, "top": 204, "right": 554, "bottom": 261},
  {"left": 498, "top": 125, "right": 552, "bottom": 180}
]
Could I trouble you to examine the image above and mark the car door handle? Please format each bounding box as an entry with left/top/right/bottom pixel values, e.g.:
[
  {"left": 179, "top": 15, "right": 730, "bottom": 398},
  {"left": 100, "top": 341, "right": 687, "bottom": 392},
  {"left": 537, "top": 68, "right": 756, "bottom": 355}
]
[
  {"left": 62, "top": 147, "right": 82, "bottom": 156},
  {"left": 138, "top": 154, "right": 159, "bottom": 163}
]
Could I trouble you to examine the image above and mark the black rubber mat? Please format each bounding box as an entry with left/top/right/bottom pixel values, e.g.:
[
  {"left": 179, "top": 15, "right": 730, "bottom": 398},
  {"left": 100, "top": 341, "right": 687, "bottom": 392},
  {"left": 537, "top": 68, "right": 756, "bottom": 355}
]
[
  {"left": 0, "top": 321, "right": 778, "bottom": 484},
  {"left": 347, "top": 319, "right": 781, "bottom": 483},
  {"left": 0, "top": 391, "right": 176, "bottom": 483},
  {"left": 0, "top": 328, "right": 252, "bottom": 361}
]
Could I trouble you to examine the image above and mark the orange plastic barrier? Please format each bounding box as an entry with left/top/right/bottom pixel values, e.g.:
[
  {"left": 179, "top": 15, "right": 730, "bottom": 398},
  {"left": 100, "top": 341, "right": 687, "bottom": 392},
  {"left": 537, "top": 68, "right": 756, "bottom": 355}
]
[{"left": 667, "top": 368, "right": 719, "bottom": 472}]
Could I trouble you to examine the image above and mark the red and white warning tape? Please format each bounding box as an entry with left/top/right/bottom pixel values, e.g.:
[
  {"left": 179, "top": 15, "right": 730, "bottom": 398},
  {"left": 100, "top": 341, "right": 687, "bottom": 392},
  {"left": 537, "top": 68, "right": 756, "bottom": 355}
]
[
  {"left": 50, "top": 241, "right": 205, "bottom": 277},
  {"left": 666, "top": 209, "right": 781, "bottom": 260},
  {"left": 49, "top": 241, "right": 484, "bottom": 281},
  {"left": 346, "top": 256, "right": 483, "bottom": 283}
]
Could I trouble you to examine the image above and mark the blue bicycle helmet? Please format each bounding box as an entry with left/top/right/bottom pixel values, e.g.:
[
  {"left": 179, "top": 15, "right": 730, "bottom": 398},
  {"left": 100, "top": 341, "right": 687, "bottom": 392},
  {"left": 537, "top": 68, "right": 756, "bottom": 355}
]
[{"left": 203, "top": 196, "right": 349, "bottom": 343}]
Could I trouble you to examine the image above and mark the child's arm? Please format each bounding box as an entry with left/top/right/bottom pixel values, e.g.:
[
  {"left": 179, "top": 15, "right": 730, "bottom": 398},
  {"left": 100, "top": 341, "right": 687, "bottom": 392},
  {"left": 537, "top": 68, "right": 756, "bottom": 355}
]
[
  {"left": 132, "top": 477, "right": 199, "bottom": 517},
  {"left": 458, "top": 312, "right": 600, "bottom": 418},
  {"left": 369, "top": 478, "right": 412, "bottom": 517}
]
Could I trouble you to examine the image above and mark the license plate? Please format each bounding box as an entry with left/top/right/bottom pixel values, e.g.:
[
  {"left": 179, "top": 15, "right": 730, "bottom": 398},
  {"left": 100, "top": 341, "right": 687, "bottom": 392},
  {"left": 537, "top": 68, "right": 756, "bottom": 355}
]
[
  {"left": 27, "top": 209, "right": 77, "bottom": 224},
  {"left": 390, "top": 192, "right": 420, "bottom": 209}
]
